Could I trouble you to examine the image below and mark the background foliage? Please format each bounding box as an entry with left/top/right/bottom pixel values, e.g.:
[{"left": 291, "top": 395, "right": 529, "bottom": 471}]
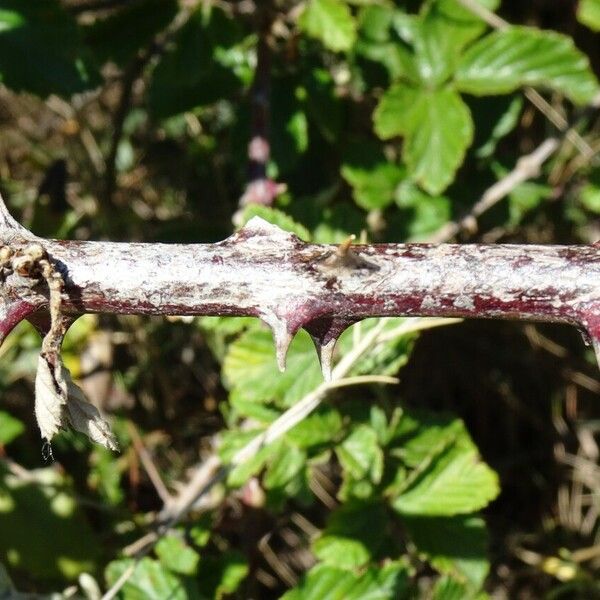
[{"left": 0, "top": 0, "right": 599, "bottom": 598}]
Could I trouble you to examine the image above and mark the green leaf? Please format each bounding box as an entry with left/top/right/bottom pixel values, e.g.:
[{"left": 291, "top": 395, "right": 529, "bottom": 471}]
[
  {"left": 299, "top": 0, "right": 357, "bottom": 52},
  {"left": 404, "top": 515, "right": 490, "bottom": 589},
  {"left": 313, "top": 500, "right": 388, "bottom": 569},
  {"left": 336, "top": 425, "right": 384, "bottom": 484},
  {"left": 264, "top": 443, "right": 306, "bottom": 490},
  {"left": 341, "top": 141, "right": 405, "bottom": 210},
  {"left": 155, "top": 535, "right": 200, "bottom": 576},
  {"left": 455, "top": 26, "right": 600, "bottom": 105},
  {"left": 0, "top": 411, "right": 24, "bottom": 445},
  {"left": 395, "top": 182, "right": 451, "bottom": 241},
  {"left": 287, "top": 406, "right": 343, "bottom": 449},
  {"left": 84, "top": 0, "right": 178, "bottom": 67},
  {"left": 0, "top": 466, "right": 100, "bottom": 580},
  {"left": 281, "top": 562, "right": 410, "bottom": 600},
  {"left": 392, "top": 439, "right": 499, "bottom": 516},
  {"left": 239, "top": 206, "right": 310, "bottom": 241},
  {"left": 105, "top": 558, "right": 190, "bottom": 600},
  {"left": 374, "top": 85, "right": 473, "bottom": 194},
  {"left": 578, "top": 0, "right": 600, "bottom": 31},
  {"left": 148, "top": 7, "right": 242, "bottom": 118},
  {"left": 197, "top": 551, "right": 248, "bottom": 599},
  {"left": 412, "top": 0, "right": 500, "bottom": 86},
  {"left": 223, "top": 326, "right": 322, "bottom": 408},
  {"left": 0, "top": 0, "right": 99, "bottom": 97}
]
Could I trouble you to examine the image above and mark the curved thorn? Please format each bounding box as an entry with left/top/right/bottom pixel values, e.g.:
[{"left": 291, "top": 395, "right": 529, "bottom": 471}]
[
  {"left": 303, "top": 317, "right": 358, "bottom": 381},
  {"left": 261, "top": 312, "right": 296, "bottom": 372},
  {"left": 314, "top": 338, "right": 336, "bottom": 382}
]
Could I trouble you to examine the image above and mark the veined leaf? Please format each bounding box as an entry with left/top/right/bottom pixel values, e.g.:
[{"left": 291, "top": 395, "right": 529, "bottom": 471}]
[
  {"left": 413, "top": 0, "right": 500, "bottom": 86},
  {"left": 392, "top": 442, "right": 499, "bottom": 516},
  {"left": 281, "top": 562, "right": 410, "bottom": 600},
  {"left": 223, "top": 326, "right": 322, "bottom": 408},
  {"left": 455, "top": 26, "right": 600, "bottom": 105},
  {"left": 299, "top": 0, "right": 357, "bottom": 52},
  {"left": 374, "top": 85, "right": 473, "bottom": 194}
]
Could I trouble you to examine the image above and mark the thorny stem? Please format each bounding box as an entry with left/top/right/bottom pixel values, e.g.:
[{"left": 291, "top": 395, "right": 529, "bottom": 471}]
[{"left": 2, "top": 194, "right": 600, "bottom": 379}]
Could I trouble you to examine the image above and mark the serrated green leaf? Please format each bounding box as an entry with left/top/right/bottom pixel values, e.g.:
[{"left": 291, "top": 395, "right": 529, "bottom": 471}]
[
  {"left": 0, "top": 0, "right": 99, "bottom": 97},
  {"left": 299, "top": 0, "right": 357, "bottom": 52},
  {"left": 155, "top": 535, "right": 200, "bottom": 576},
  {"left": 578, "top": 0, "right": 600, "bottom": 31},
  {"left": 282, "top": 562, "right": 410, "bottom": 600},
  {"left": 223, "top": 326, "right": 322, "bottom": 408},
  {"left": 84, "top": 0, "right": 178, "bottom": 67},
  {"left": 404, "top": 515, "right": 490, "bottom": 589},
  {"left": 413, "top": 0, "right": 499, "bottom": 86},
  {"left": 374, "top": 85, "right": 473, "bottom": 194},
  {"left": 0, "top": 411, "right": 24, "bottom": 445},
  {"left": 455, "top": 26, "right": 600, "bottom": 105},
  {"left": 239, "top": 205, "right": 310, "bottom": 241},
  {"left": 392, "top": 441, "right": 499, "bottom": 516},
  {"left": 313, "top": 500, "right": 388, "bottom": 569},
  {"left": 105, "top": 558, "right": 190, "bottom": 600}
]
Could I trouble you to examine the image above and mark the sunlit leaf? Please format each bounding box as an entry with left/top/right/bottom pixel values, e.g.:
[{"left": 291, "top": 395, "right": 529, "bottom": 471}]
[
  {"left": 374, "top": 85, "right": 473, "bottom": 194},
  {"left": 281, "top": 562, "right": 410, "bottom": 600},
  {"left": 455, "top": 26, "right": 600, "bottom": 105},
  {"left": 299, "top": 0, "right": 357, "bottom": 52}
]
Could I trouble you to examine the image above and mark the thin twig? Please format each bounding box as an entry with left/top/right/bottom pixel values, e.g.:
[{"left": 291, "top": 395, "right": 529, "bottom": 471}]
[
  {"left": 127, "top": 422, "right": 172, "bottom": 505},
  {"left": 428, "top": 138, "right": 560, "bottom": 243}
]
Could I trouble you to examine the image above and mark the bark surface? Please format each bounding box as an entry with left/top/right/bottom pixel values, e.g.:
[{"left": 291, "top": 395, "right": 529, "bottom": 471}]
[{"left": 1, "top": 195, "right": 599, "bottom": 379}]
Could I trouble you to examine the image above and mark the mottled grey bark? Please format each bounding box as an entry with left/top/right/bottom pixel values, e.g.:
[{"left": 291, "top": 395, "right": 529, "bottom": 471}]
[{"left": 1, "top": 194, "right": 599, "bottom": 379}]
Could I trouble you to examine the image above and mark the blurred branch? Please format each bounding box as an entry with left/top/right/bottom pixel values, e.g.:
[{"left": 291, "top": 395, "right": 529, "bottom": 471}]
[
  {"left": 103, "top": 2, "right": 200, "bottom": 206},
  {"left": 234, "top": 2, "right": 286, "bottom": 223}
]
